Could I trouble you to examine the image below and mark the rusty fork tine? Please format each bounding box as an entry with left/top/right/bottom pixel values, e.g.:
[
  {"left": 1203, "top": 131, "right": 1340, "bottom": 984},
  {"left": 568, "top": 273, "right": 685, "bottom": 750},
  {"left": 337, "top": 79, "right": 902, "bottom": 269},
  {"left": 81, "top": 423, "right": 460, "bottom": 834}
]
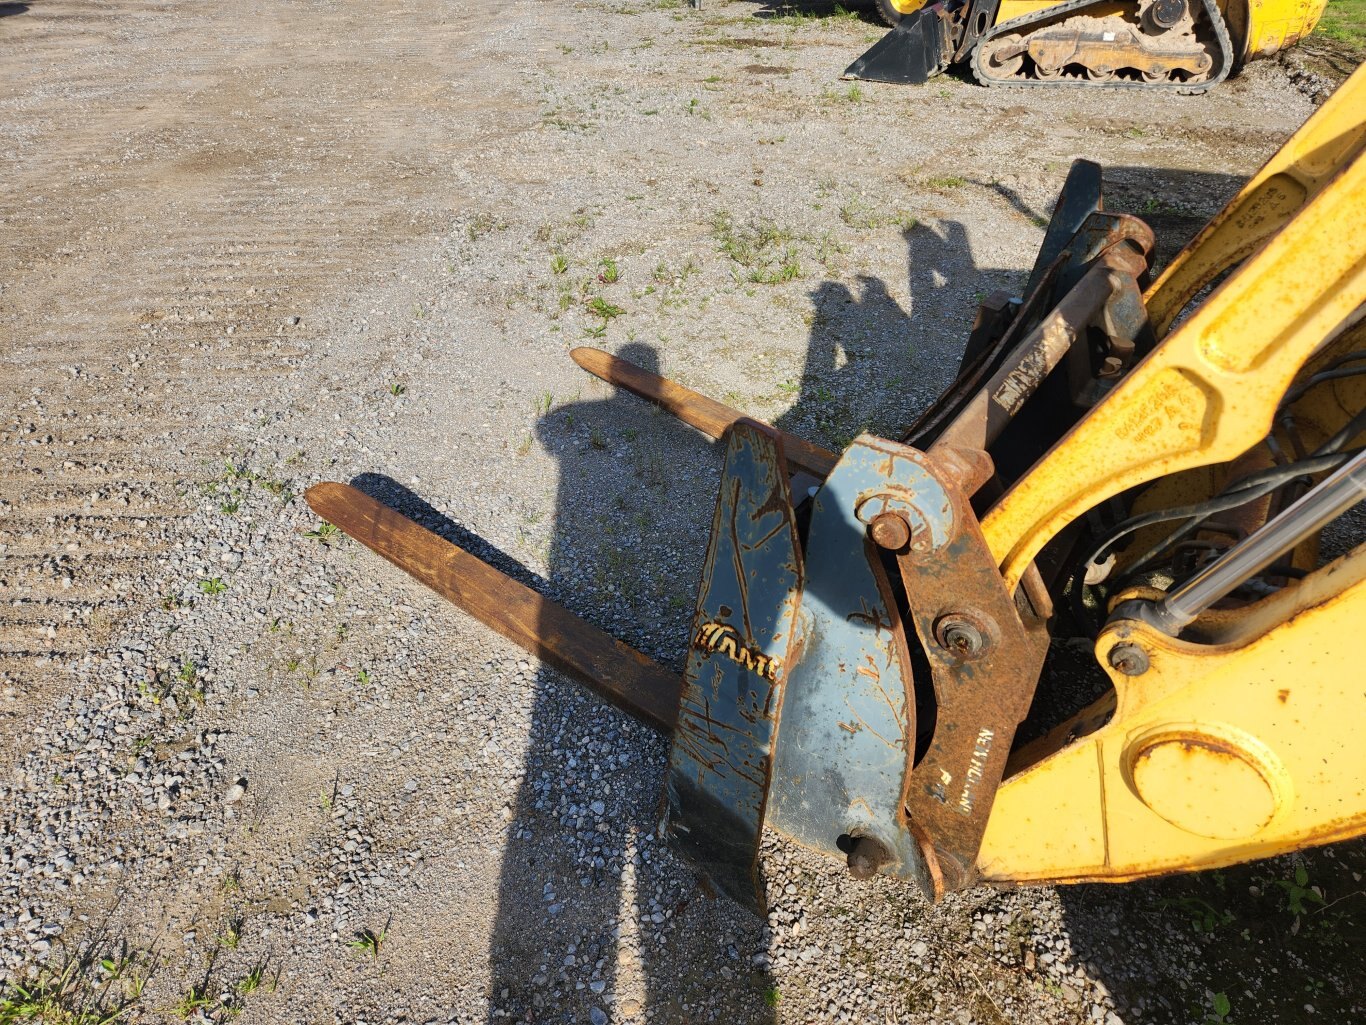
[
  {"left": 305, "top": 482, "right": 682, "bottom": 733},
  {"left": 570, "top": 347, "right": 839, "bottom": 479}
]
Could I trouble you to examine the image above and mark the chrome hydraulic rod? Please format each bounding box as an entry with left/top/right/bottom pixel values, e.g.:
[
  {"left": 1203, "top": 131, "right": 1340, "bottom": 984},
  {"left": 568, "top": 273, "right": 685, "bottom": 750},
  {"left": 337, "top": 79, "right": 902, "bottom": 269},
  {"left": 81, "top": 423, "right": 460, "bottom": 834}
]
[{"left": 1150, "top": 447, "right": 1366, "bottom": 633}]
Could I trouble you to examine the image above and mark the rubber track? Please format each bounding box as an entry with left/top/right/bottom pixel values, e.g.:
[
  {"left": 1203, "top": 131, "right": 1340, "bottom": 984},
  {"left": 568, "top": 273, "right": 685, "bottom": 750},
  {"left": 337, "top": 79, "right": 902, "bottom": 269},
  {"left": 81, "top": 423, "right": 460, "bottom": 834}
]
[{"left": 971, "top": 0, "right": 1234, "bottom": 94}]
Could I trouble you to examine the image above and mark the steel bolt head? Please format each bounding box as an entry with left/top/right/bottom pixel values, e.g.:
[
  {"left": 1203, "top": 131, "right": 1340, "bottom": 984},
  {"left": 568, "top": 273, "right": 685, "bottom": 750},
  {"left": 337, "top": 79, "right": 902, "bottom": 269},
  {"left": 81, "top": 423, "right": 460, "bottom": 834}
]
[
  {"left": 868, "top": 511, "right": 911, "bottom": 551},
  {"left": 846, "top": 835, "right": 892, "bottom": 880},
  {"left": 934, "top": 614, "right": 988, "bottom": 658},
  {"left": 1108, "top": 643, "right": 1150, "bottom": 676}
]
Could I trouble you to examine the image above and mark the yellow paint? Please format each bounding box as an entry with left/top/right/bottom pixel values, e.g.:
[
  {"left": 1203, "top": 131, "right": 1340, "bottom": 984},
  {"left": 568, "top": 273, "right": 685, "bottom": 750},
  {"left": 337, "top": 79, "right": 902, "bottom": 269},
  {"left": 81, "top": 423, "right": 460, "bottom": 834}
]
[
  {"left": 974, "top": 67, "right": 1366, "bottom": 885},
  {"left": 1145, "top": 66, "right": 1366, "bottom": 338},
  {"left": 978, "top": 553, "right": 1365, "bottom": 882},
  {"left": 1125, "top": 723, "right": 1285, "bottom": 840},
  {"left": 981, "top": 66, "right": 1366, "bottom": 591},
  {"left": 995, "top": 0, "right": 1081, "bottom": 21},
  {"left": 1239, "top": 0, "right": 1329, "bottom": 57}
]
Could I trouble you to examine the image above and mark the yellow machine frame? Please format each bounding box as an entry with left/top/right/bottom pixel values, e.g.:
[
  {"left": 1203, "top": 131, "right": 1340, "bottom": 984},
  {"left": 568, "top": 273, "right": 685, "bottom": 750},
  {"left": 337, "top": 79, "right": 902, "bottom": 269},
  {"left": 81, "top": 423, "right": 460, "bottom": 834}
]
[{"left": 975, "top": 65, "right": 1366, "bottom": 884}]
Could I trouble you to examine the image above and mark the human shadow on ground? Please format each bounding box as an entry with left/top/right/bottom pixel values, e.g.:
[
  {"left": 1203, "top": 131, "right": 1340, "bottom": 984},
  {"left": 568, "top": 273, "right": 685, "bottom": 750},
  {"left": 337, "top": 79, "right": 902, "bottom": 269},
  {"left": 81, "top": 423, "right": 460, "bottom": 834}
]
[
  {"left": 465, "top": 226, "right": 977, "bottom": 1020},
  {"left": 464, "top": 343, "right": 777, "bottom": 1024},
  {"left": 0, "top": 3, "right": 33, "bottom": 18}
]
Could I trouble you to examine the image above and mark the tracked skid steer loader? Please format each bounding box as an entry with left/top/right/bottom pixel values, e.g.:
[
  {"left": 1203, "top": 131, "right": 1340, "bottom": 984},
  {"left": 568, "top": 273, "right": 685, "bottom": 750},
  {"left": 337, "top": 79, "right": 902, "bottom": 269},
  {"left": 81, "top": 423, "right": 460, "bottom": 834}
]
[
  {"left": 308, "top": 66, "right": 1366, "bottom": 914},
  {"left": 848, "top": 0, "right": 1329, "bottom": 91}
]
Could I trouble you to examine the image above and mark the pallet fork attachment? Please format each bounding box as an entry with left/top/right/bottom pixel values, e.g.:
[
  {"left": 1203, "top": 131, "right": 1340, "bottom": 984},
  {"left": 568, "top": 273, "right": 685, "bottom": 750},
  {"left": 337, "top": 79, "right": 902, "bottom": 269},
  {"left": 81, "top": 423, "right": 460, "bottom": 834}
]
[
  {"left": 307, "top": 66, "right": 1366, "bottom": 909},
  {"left": 306, "top": 194, "right": 1152, "bottom": 908}
]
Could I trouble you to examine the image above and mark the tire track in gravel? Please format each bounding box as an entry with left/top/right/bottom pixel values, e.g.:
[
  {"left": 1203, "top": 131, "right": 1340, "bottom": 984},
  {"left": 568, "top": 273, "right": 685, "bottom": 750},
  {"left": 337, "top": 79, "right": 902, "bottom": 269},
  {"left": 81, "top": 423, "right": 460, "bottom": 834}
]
[{"left": 0, "top": 0, "right": 534, "bottom": 758}]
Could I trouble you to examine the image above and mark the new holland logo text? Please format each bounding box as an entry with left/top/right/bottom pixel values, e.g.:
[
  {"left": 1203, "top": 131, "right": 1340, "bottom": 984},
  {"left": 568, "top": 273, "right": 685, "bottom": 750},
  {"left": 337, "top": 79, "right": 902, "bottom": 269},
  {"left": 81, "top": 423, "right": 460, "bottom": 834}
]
[{"left": 694, "top": 621, "right": 782, "bottom": 681}]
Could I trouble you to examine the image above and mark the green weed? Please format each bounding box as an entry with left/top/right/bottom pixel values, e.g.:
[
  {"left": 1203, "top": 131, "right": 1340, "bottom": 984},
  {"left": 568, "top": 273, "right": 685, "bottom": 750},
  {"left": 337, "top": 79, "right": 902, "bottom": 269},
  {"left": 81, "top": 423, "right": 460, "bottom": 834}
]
[
  {"left": 236, "top": 967, "right": 264, "bottom": 997},
  {"left": 766, "top": 2, "right": 860, "bottom": 25},
  {"left": 347, "top": 928, "right": 386, "bottom": 960},
  {"left": 710, "top": 211, "right": 809, "bottom": 284},
  {"left": 303, "top": 521, "right": 343, "bottom": 545},
  {"left": 839, "top": 196, "right": 885, "bottom": 230},
  {"left": 466, "top": 212, "right": 507, "bottom": 241},
  {"left": 1160, "top": 895, "right": 1234, "bottom": 933},
  {"left": 174, "top": 986, "right": 213, "bottom": 1019},
  {"left": 0, "top": 958, "right": 134, "bottom": 1025},
  {"left": 587, "top": 297, "right": 625, "bottom": 319},
  {"left": 218, "top": 919, "right": 243, "bottom": 950},
  {"left": 925, "top": 175, "right": 967, "bottom": 191},
  {"left": 1204, "top": 991, "right": 1232, "bottom": 1024},
  {"left": 1276, "top": 865, "right": 1326, "bottom": 917}
]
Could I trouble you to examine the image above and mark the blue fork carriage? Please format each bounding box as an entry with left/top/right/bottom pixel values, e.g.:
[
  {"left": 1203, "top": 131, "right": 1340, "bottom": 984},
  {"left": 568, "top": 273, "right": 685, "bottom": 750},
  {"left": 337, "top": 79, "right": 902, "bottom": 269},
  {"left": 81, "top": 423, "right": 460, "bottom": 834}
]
[
  {"left": 307, "top": 161, "right": 1158, "bottom": 912},
  {"left": 665, "top": 422, "right": 1052, "bottom": 911}
]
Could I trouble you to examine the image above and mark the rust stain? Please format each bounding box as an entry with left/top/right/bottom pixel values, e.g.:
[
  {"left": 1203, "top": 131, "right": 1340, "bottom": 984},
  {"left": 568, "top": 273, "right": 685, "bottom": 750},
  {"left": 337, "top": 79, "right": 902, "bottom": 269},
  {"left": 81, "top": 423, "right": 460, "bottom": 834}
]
[
  {"left": 855, "top": 661, "right": 881, "bottom": 682},
  {"left": 1134, "top": 734, "right": 1244, "bottom": 765},
  {"left": 843, "top": 698, "right": 898, "bottom": 750}
]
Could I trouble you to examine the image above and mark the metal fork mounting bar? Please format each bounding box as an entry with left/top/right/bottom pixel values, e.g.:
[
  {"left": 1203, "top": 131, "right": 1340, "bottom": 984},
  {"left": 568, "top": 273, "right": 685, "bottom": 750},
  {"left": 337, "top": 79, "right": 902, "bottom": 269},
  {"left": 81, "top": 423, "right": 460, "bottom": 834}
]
[{"left": 665, "top": 421, "right": 805, "bottom": 912}]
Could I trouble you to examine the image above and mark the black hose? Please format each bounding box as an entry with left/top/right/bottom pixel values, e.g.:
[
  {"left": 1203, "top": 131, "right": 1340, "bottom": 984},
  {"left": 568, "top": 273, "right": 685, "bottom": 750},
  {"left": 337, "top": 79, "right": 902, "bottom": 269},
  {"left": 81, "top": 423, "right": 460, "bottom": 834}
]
[
  {"left": 1077, "top": 446, "right": 1363, "bottom": 597},
  {"left": 1277, "top": 354, "right": 1366, "bottom": 408},
  {"left": 1069, "top": 359, "right": 1366, "bottom": 618}
]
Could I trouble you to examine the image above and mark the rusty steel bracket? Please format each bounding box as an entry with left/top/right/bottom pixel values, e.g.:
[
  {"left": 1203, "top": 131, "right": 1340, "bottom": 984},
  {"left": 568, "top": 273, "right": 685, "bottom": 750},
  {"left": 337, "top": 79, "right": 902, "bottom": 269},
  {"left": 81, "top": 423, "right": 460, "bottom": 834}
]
[
  {"left": 906, "top": 172, "right": 1154, "bottom": 457},
  {"left": 869, "top": 449, "right": 1051, "bottom": 891},
  {"left": 664, "top": 420, "right": 805, "bottom": 913}
]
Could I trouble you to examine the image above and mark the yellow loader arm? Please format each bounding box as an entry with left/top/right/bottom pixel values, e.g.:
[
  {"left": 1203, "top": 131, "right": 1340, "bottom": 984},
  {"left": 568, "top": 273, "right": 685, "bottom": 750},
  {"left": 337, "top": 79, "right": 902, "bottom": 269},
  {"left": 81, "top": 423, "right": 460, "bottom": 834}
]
[{"left": 978, "top": 64, "right": 1366, "bottom": 884}]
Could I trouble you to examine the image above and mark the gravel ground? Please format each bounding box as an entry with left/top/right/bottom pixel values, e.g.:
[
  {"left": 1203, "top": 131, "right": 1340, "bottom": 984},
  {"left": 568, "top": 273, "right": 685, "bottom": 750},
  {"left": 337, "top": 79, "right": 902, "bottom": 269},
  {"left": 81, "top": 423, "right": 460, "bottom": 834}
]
[{"left": 1, "top": 1, "right": 1362, "bottom": 1023}]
